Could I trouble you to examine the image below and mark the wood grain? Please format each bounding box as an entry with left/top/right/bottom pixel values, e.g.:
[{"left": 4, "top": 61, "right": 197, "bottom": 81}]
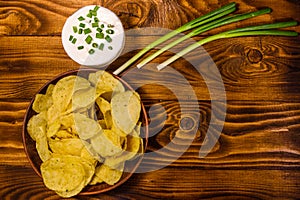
[{"left": 0, "top": 0, "right": 300, "bottom": 199}]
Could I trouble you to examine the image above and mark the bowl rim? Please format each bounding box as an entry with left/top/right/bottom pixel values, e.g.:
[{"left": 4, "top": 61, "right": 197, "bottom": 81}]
[{"left": 22, "top": 68, "right": 149, "bottom": 195}]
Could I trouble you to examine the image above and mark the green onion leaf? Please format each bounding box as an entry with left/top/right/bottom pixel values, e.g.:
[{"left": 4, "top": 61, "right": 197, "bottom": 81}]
[
  {"left": 87, "top": 13, "right": 92, "bottom": 18},
  {"left": 84, "top": 28, "right": 92, "bottom": 34},
  {"left": 89, "top": 49, "right": 95, "bottom": 54},
  {"left": 94, "top": 17, "right": 100, "bottom": 23},
  {"left": 92, "top": 22, "right": 99, "bottom": 28},
  {"left": 85, "top": 35, "right": 93, "bottom": 44},
  {"left": 73, "top": 26, "right": 78, "bottom": 33},
  {"left": 108, "top": 46, "right": 113, "bottom": 50},
  {"left": 96, "top": 28, "right": 103, "bottom": 33},
  {"left": 79, "top": 23, "right": 86, "bottom": 28},
  {"left": 78, "top": 16, "right": 85, "bottom": 21},
  {"left": 96, "top": 32, "right": 104, "bottom": 39},
  {"left": 92, "top": 43, "right": 98, "bottom": 48},
  {"left": 99, "top": 43, "right": 104, "bottom": 50},
  {"left": 106, "top": 29, "right": 114, "bottom": 34},
  {"left": 94, "top": 6, "right": 100, "bottom": 12},
  {"left": 100, "top": 24, "right": 104, "bottom": 28},
  {"left": 78, "top": 29, "right": 83, "bottom": 34},
  {"left": 71, "top": 38, "right": 77, "bottom": 44},
  {"left": 69, "top": 35, "right": 73, "bottom": 41},
  {"left": 77, "top": 46, "right": 84, "bottom": 50},
  {"left": 105, "top": 35, "right": 112, "bottom": 43}
]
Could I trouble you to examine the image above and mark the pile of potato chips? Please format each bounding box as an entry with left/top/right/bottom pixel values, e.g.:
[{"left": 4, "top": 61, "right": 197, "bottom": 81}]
[{"left": 27, "top": 70, "right": 144, "bottom": 198}]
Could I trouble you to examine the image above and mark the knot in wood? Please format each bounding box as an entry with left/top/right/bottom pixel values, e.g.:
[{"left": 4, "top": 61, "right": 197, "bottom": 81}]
[
  {"left": 180, "top": 117, "right": 195, "bottom": 131},
  {"left": 247, "top": 48, "right": 263, "bottom": 64}
]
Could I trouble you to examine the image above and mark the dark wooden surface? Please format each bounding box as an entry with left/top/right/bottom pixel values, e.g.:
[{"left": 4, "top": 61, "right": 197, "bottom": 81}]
[{"left": 1, "top": 0, "right": 300, "bottom": 199}]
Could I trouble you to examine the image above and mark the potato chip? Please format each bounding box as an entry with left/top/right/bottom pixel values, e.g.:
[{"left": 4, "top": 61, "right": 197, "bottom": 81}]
[
  {"left": 90, "top": 130, "right": 123, "bottom": 157},
  {"left": 49, "top": 138, "right": 84, "bottom": 156},
  {"left": 104, "top": 134, "right": 141, "bottom": 168},
  {"left": 89, "top": 70, "right": 124, "bottom": 97},
  {"left": 95, "top": 163, "right": 124, "bottom": 185},
  {"left": 47, "top": 119, "right": 61, "bottom": 138},
  {"left": 36, "top": 135, "right": 52, "bottom": 162},
  {"left": 74, "top": 113, "right": 102, "bottom": 140},
  {"left": 111, "top": 91, "right": 141, "bottom": 134},
  {"left": 55, "top": 129, "right": 74, "bottom": 139},
  {"left": 32, "top": 84, "right": 54, "bottom": 113},
  {"left": 41, "top": 155, "right": 86, "bottom": 197},
  {"left": 27, "top": 112, "right": 47, "bottom": 141},
  {"left": 72, "top": 87, "right": 97, "bottom": 109}
]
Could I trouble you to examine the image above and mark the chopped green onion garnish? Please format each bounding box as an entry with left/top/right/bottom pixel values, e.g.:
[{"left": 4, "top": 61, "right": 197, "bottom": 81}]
[
  {"left": 94, "top": 17, "right": 99, "bottom": 22},
  {"left": 96, "top": 32, "right": 104, "bottom": 39},
  {"left": 105, "top": 35, "right": 112, "bottom": 43},
  {"left": 84, "top": 28, "right": 92, "bottom": 34},
  {"left": 92, "top": 22, "right": 99, "bottom": 28},
  {"left": 106, "top": 29, "right": 114, "bottom": 34},
  {"left": 89, "top": 49, "right": 95, "bottom": 54},
  {"left": 71, "top": 38, "right": 77, "bottom": 44},
  {"left": 69, "top": 35, "right": 73, "bottom": 41},
  {"left": 73, "top": 26, "right": 78, "bottom": 33},
  {"left": 99, "top": 43, "right": 104, "bottom": 50},
  {"left": 108, "top": 24, "right": 115, "bottom": 28},
  {"left": 79, "top": 23, "right": 86, "bottom": 28},
  {"left": 92, "top": 43, "right": 98, "bottom": 48},
  {"left": 96, "top": 28, "right": 103, "bottom": 33},
  {"left": 77, "top": 46, "right": 84, "bottom": 50},
  {"left": 85, "top": 35, "right": 93, "bottom": 44},
  {"left": 94, "top": 5, "right": 100, "bottom": 12},
  {"left": 78, "top": 29, "right": 83, "bottom": 34},
  {"left": 78, "top": 16, "right": 85, "bottom": 21},
  {"left": 87, "top": 13, "right": 92, "bottom": 18},
  {"left": 100, "top": 24, "right": 104, "bottom": 28},
  {"left": 108, "top": 46, "right": 113, "bottom": 50},
  {"left": 90, "top": 10, "right": 97, "bottom": 16}
]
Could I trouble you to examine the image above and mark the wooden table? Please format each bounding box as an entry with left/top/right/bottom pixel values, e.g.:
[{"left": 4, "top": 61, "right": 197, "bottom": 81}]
[{"left": 1, "top": 0, "right": 300, "bottom": 199}]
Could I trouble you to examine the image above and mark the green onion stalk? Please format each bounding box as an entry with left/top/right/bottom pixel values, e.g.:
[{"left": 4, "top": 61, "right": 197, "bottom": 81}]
[
  {"left": 137, "top": 8, "right": 272, "bottom": 68},
  {"left": 113, "top": 2, "right": 236, "bottom": 75},
  {"left": 156, "top": 21, "right": 298, "bottom": 70}
]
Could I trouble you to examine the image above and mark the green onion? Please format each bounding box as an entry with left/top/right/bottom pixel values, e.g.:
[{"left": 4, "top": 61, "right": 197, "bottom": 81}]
[
  {"left": 97, "top": 28, "right": 103, "bottom": 33},
  {"left": 92, "top": 22, "right": 99, "bottom": 28},
  {"left": 73, "top": 26, "right": 78, "bottom": 33},
  {"left": 78, "top": 16, "right": 85, "bottom": 21},
  {"left": 87, "top": 13, "right": 92, "bottom": 18},
  {"left": 79, "top": 23, "right": 86, "bottom": 28},
  {"left": 108, "top": 46, "right": 113, "bottom": 50},
  {"left": 85, "top": 35, "right": 93, "bottom": 44},
  {"left": 77, "top": 46, "right": 84, "bottom": 50},
  {"left": 99, "top": 43, "right": 104, "bottom": 50},
  {"left": 94, "top": 5, "right": 100, "bottom": 12},
  {"left": 156, "top": 21, "right": 298, "bottom": 70},
  {"left": 96, "top": 32, "right": 104, "bottom": 39},
  {"left": 106, "top": 29, "right": 114, "bottom": 34},
  {"left": 100, "top": 24, "right": 105, "bottom": 28},
  {"left": 78, "top": 29, "right": 83, "bottom": 34},
  {"left": 92, "top": 43, "right": 98, "bottom": 48},
  {"left": 105, "top": 35, "right": 112, "bottom": 43},
  {"left": 71, "top": 38, "right": 77, "bottom": 44},
  {"left": 113, "top": 2, "right": 236, "bottom": 75},
  {"left": 69, "top": 35, "right": 73, "bottom": 41},
  {"left": 89, "top": 49, "right": 95, "bottom": 54},
  {"left": 94, "top": 17, "right": 100, "bottom": 23},
  {"left": 84, "top": 28, "right": 92, "bottom": 34},
  {"left": 108, "top": 24, "right": 115, "bottom": 28},
  {"left": 137, "top": 8, "right": 271, "bottom": 68}
]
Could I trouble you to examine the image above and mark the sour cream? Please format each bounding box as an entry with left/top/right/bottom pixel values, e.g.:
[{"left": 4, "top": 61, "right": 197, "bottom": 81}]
[{"left": 62, "top": 5, "right": 125, "bottom": 67}]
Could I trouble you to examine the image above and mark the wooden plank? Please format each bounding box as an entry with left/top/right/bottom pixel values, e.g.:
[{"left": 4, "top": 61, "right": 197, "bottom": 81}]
[
  {"left": 0, "top": 165, "right": 299, "bottom": 199},
  {"left": 1, "top": 100, "right": 299, "bottom": 168},
  {"left": 0, "top": 36, "right": 299, "bottom": 100},
  {"left": 0, "top": 0, "right": 299, "bottom": 35}
]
